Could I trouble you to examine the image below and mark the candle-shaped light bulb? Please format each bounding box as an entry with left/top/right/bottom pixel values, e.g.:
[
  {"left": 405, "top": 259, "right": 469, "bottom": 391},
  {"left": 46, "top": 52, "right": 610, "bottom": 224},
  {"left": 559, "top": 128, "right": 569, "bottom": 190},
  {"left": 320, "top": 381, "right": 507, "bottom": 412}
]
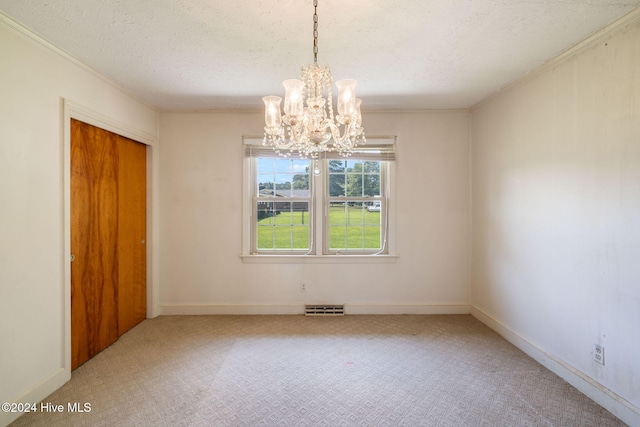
[
  {"left": 283, "top": 79, "right": 305, "bottom": 117},
  {"left": 336, "top": 79, "right": 357, "bottom": 116},
  {"left": 263, "top": 96, "right": 282, "bottom": 128}
]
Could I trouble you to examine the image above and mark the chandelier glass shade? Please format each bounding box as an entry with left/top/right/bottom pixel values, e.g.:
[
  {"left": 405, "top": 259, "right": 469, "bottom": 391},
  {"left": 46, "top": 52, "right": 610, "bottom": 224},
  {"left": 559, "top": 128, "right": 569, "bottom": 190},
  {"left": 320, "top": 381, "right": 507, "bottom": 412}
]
[{"left": 262, "top": 0, "right": 365, "bottom": 158}]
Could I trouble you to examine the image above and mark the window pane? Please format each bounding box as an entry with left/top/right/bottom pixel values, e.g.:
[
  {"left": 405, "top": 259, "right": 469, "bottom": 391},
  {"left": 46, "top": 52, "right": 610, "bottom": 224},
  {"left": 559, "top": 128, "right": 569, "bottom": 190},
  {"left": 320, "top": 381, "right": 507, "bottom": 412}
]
[
  {"left": 258, "top": 158, "right": 310, "bottom": 198},
  {"left": 257, "top": 158, "right": 274, "bottom": 174},
  {"left": 346, "top": 159, "right": 363, "bottom": 170},
  {"left": 329, "top": 174, "right": 346, "bottom": 197},
  {"left": 329, "top": 225, "right": 346, "bottom": 249},
  {"left": 345, "top": 172, "right": 361, "bottom": 196},
  {"left": 364, "top": 226, "right": 381, "bottom": 248},
  {"left": 291, "top": 159, "right": 309, "bottom": 177},
  {"left": 327, "top": 199, "right": 382, "bottom": 251},
  {"left": 291, "top": 226, "right": 310, "bottom": 249},
  {"left": 328, "top": 203, "right": 347, "bottom": 225},
  {"left": 257, "top": 232, "right": 274, "bottom": 249},
  {"left": 273, "top": 176, "right": 292, "bottom": 197},
  {"left": 291, "top": 205, "right": 310, "bottom": 225},
  {"left": 257, "top": 174, "right": 275, "bottom": 197},
  {"left": 347, "top": 227, "right": 364, "bottom": 249},
  {"left": 347, "top": 202, "right": 365, "bottom": 225},
  {"left": 256, "top": 201, "right": 310, "bottom": 251},
  {"left": 256, "top": 201, "right": 277, "bottom": 222},
  {"left": 274, "top": 158, "right": 293, "bottom": 173},
  {"left": 291, "top": 159, "right": 310, "bottom": 196},
  {"left": 273, "top": 226, "right": 293, "bottom": 248},
  {"left": 363, "top": 174, "right": 380, "bottom": 196},
  {"left": 328, "top": 224, "right": 382, "bottom": 250},
  {"left": 329, "top": 160, "right": 346, "bottom": 173},
  {"left": 363, "top": 161, "right": 379, "bottom": 173},
  {"left": 364, "top": 206, "right": 380, "bottom": 225},
  {"left": 327, "top": 160, "right": 382, "bottom": 199}
]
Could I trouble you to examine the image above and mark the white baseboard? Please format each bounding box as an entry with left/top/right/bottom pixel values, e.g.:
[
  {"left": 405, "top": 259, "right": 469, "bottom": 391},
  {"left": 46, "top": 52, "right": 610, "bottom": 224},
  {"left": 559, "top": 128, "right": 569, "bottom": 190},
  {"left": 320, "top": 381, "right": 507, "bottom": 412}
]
[
  {"left": 346, "top": 304, "right": 470, "bottom": 315},
  {"left": 470, "top": 306, "right": 640, "bottom": 427},
  {"left": 0, "top": 368, "right": 70, "bottom": 427},
  {"left": 158, "top": 303, "right": 471, "bottom": 316},
  {"left": 158, "top": 304, "right": 304, "bottom": 315}
]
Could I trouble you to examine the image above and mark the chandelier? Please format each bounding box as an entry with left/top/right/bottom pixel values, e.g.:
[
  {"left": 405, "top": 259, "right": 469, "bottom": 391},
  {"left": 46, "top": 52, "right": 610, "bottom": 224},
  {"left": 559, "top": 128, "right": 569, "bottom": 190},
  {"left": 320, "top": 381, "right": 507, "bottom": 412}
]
[{"left": 262, "top": 0, "right": 366, "bottom": 159}]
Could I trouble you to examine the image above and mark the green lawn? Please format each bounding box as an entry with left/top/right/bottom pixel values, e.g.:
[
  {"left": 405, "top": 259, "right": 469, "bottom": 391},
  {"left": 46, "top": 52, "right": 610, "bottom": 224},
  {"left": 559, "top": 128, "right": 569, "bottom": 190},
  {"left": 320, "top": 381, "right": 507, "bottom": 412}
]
[{"left": 257, "top": 206, "right": 381, "bottom": 250}]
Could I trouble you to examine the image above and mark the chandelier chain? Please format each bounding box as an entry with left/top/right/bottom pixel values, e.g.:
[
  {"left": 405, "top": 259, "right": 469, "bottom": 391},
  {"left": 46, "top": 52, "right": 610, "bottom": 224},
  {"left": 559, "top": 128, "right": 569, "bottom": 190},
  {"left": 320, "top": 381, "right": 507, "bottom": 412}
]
[
  {"left": 313, "top": 0, "right": 318, "bottom": 64},
  {"left": 261, "top": 0, "right": 366, "bottom": 159}
]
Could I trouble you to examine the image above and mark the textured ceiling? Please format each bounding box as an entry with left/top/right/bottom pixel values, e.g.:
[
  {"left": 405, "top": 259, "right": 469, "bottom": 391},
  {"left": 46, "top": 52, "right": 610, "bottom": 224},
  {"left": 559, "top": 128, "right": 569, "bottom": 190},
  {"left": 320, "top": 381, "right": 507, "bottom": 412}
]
[{"left": 1, "top": 0, "right": 639, "bottom": 110}]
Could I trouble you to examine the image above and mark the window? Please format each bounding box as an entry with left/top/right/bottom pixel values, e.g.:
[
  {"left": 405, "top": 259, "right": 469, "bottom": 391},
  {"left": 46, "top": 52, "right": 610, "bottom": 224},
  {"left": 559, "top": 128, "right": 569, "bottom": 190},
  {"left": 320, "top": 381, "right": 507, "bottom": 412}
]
[
  {"left": 326, "top": 159, "right": 384, "bottom": 254},
  {"left": 255, "top": 156, "right": 312, "bottom": 253},
  {"left": 243, "top": 138, "right": 395, "bottom": 258}
]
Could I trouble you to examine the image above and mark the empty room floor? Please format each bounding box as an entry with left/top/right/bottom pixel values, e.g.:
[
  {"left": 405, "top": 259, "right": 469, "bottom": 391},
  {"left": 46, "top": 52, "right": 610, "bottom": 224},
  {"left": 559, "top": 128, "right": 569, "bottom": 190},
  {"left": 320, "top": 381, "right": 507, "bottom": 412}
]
[{"left": 10, "top": 315, "right": 625, "bottom": 426}]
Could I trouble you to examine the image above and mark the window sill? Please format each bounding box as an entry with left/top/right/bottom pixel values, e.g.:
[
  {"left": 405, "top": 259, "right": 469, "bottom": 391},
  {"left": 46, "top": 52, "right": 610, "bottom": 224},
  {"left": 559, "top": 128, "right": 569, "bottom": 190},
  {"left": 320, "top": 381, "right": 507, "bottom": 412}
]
[{"left": 240, "top": 254, "right": 399, "bottom": 264}]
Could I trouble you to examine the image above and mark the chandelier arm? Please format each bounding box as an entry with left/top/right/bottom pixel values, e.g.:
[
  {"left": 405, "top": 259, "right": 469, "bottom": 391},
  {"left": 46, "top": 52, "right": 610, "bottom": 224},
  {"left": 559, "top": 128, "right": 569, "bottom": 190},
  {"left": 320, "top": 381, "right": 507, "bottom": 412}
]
[
  {"left": 328, "top": 122, "right": 354, "bottom": 146},
  {"left": 288, "top": 122, "right": 305, "bottom": 146}
]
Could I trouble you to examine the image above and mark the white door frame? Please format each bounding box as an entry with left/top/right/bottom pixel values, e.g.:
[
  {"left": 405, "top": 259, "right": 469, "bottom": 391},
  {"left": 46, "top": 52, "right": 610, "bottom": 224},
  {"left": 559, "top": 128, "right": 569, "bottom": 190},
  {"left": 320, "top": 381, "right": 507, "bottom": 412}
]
[{"left": 62, "top": 99, "right": 159, "bottom": 375}]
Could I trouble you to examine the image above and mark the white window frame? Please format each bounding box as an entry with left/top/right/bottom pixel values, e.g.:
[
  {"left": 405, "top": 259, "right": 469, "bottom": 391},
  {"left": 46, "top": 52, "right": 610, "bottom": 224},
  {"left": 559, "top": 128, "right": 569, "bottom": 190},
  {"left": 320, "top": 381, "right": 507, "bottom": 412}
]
[
  {"left": 242, "top": 136, "right": 397, "bottom": 262},
  {"left": 322, "top": 158, "right": 389, "bottom": 255},
  {"left": 251, "top": 155, "right": 315, "bottom": 255}
]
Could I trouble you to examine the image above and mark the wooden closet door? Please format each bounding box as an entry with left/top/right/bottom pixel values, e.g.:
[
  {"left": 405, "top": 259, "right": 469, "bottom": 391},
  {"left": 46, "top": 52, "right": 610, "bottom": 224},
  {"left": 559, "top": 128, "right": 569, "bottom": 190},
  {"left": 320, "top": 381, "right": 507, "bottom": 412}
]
[
  {"left": 70, "top": 119, "right": 120, "bottom": 369},
  {"left": 117, "top": 135, "right": 147, "bottom": 335},
  {"left": 70, "top": 120, "right": 147, "bottom": 370}
]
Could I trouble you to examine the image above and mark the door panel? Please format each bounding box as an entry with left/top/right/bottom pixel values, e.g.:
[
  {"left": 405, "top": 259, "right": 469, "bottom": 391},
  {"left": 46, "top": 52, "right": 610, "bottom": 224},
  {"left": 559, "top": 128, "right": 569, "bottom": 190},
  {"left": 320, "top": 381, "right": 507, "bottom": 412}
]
[
  {"left": 70, "top": 119, "right": 147, "bottom": 370},
  {"left": 70, "top": 119, "right": 119, "bottom": 370},
  {"left": 117, "top": 135, "right": 147, "bottom": 335}
]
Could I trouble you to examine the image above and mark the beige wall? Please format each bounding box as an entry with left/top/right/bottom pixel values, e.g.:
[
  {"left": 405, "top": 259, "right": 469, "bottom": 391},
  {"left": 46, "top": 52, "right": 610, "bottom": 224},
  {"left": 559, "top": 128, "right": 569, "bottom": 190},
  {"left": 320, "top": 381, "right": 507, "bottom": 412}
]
[
  {"left": 471, "top": 18, "right": 640, "bottom": 424},
  {"left": 3, "top": 3, "right": 639, "bottom": 426},
  {"left": 0, "top": 16, "right": 158, "bottom": 426},
  {"left": 159, "top": 111, "right": 470, "bottom": 314}
]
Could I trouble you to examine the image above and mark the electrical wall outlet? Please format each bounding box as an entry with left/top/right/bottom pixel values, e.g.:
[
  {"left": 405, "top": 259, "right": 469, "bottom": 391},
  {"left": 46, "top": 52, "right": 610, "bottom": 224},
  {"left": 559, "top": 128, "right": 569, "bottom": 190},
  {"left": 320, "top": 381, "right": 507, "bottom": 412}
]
[
  {"left": 300, "top": 282, "right": 307, "bottom": 292},
  {"left": 593, "top": 344, "right": 605, "bottom": 365}
]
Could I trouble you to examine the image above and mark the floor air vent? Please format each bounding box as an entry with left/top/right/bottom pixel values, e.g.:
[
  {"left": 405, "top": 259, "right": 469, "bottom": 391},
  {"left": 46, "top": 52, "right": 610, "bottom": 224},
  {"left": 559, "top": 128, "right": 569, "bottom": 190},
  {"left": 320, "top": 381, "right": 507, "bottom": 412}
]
[{"left": 305, "top": 305, "right": 345, "bottom": 316}]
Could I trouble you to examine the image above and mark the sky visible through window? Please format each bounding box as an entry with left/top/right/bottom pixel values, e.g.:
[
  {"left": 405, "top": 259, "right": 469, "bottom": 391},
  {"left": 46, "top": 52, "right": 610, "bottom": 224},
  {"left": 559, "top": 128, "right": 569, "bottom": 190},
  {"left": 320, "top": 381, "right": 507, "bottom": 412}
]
[{"left": 257, "top": 158, "right": 308, "bottom": 185}]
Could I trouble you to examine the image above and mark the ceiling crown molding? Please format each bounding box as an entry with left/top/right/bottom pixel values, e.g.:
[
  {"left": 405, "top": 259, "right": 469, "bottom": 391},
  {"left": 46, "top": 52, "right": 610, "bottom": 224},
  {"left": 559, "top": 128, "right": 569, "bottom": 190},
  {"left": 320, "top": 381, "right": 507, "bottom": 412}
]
[
  {"left": 0, "top": 10, "right": 157, "bottom": 112},
  {"left": 471, "top": 5, "right": 640, "bottom": 111}
]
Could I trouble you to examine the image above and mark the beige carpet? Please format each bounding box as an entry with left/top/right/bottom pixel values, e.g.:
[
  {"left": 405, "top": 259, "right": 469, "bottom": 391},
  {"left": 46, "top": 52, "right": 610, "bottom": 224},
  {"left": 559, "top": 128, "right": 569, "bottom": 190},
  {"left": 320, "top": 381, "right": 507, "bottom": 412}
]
[{"left": 11, "top": 315, "right": 625, "bottom": 426}]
